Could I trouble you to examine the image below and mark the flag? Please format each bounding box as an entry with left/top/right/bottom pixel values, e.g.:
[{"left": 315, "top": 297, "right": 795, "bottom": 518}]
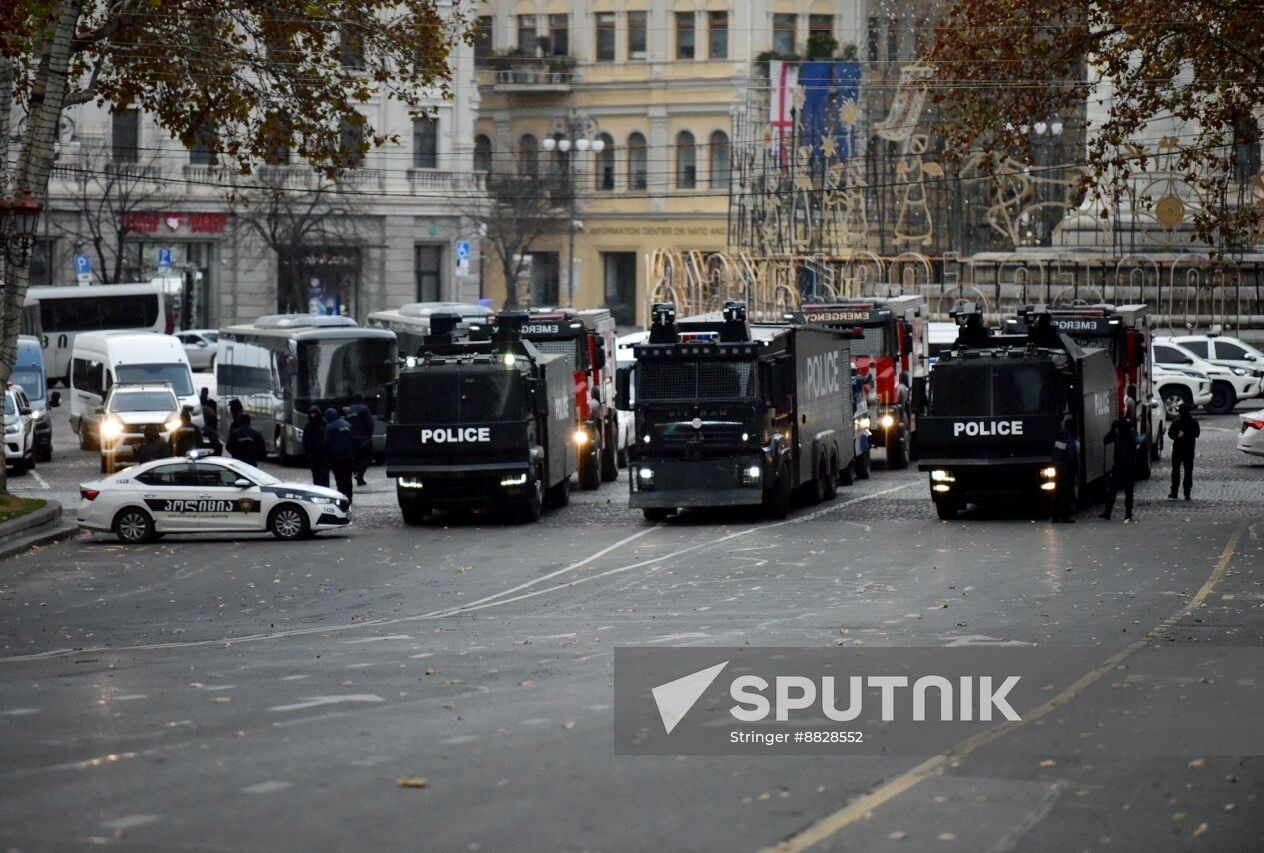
[{"left": 768, "top": 60, "right": 799, "bottom": 168}]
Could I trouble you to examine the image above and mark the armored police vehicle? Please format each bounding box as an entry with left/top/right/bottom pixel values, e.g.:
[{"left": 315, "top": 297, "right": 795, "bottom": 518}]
[
  {"left": 385, "top": 311, "right": 577, "bottom": 524},
  {"left": 620, "top": 302, "right": 854, "bottom": 521},
  {"left": 918, "top": 307, "right": 1117, "bottom": 519}
]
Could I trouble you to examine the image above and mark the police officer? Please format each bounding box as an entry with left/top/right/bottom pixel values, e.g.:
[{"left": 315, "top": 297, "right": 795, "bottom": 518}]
[
  {"left": 1168, "top": 402, "right": 1201, "bottom": 500},
  {"left": 324, "top": 407, "right": 356, "bottom": 502},
  {"left": 227, "top": 397, "right": 245, "bottom": 431},
  {"left": 1050, "top": 417, "right": 1078, "bottom": 523},
  {"left": 302, "top": 405, "right": 329, "bottom": 488},
  {"left": 136, "top": 424, "right": 171, "bottom": 464},
  {"left": 226, "top": 414, "right": 266, "bottom": 467},
  {"left": 1100, "top": 417, "right": 1139, "bottom": 522},
  {"left": 200, "top": 386, "right": 219, "bottom": 433},
  {"left": 169, "top": 408, "right": 202, "bottom": 456},
  {"left": 347, "top": 394, "right": 373, "bottom": 487}
]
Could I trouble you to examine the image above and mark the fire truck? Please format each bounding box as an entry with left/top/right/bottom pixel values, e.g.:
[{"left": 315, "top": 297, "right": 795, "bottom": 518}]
[
  {"left": 791, "top": 295, "right": 927, "bottom": 469},
  {"left": 1004, "top": 304, "right": 1159, "bottom": 478},
  {"left": 472, "top": 308, "right": 620, "bottom": 490}
]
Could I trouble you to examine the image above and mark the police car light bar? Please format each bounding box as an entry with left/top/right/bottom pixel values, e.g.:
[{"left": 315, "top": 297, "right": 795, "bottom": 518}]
[{"left": 679, "top": 332, "right": 719, "bottom": 343}]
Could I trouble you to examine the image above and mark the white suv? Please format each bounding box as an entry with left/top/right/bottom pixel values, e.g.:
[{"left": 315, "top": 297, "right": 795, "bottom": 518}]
[
  {"left": 4, "top": 386, "right": 36, "bottom": 475},
  {"left": 1152, "top": 362, "right": 1213, "bottom": 419},
  {"left": 1168, "top": 334, "right": 1264, "bottom": 381},
  {"left": 1153, "top": 339, "right": 1261, "bottom": 414},
  {"left": 98, "top": 383, "right": 182, "bottom": 474}
]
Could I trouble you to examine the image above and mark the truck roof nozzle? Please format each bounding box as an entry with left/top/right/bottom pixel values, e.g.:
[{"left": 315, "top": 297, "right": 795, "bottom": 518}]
[
  {"left": 427, "top": 311, "right": 462, "bottom": 341},
  {"left": 649, "top": 302, "right": 677, "bottom": 344},
  {"left": 720, "top": 300, "right": 750, "bottom": 342}
]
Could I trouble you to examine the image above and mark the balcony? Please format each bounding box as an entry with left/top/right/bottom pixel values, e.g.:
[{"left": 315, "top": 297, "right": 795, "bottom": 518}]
[
  {"left": 407, "top": 169, "right": 485, "bottom": 195},
  {"left": 482, "top": 53, "right": 577, "bottom": 93}
]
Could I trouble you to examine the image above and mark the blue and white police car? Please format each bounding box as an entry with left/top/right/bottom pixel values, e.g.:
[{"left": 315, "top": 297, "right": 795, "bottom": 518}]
[{"left": 77, "top": 451, "right": 350, "bottom": 543}]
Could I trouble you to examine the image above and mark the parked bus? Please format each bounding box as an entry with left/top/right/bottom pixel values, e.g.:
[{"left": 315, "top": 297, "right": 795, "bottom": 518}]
[
  {"left": 367, "top": 302, "right": 493, "bottom": 358},
  {"left": 217, "top": 314, "right": 397, "bottom": 463},
  {"left": 23, "top": 283, "right": 168, "bottom": 385}
]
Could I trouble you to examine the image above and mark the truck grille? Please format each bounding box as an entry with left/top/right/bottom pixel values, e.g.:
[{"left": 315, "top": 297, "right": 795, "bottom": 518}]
[
  {"left": 639, "top": 362, "right": 756, "bottom": 401},
  {"left": 656, "top": 421, "right": 747, "bottom": 447}
]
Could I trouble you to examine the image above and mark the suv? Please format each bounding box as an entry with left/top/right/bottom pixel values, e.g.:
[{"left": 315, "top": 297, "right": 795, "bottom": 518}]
[
  {"left": 1153, "top": 339, "right": 1261, "bottom": 414},
  {"left": 98, "top": 383, "right": 181, "bottom": 474},
  {"left": 1152, "top": 362, "right": 1213, "bottom": 419},
  {"left": 4, "top": 386, "right": 36, "bottom": 475},
  {"left": 1168, "top": 334, "right": 1264, "bottom": 381}
]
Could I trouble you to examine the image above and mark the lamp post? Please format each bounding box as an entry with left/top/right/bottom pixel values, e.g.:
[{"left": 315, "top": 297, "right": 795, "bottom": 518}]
[
  {"left": 0, "top": 190, "right": 44, "bottom": 267},
  {"left": 541, "top": 108, "right": 603, "bottom": 307}
]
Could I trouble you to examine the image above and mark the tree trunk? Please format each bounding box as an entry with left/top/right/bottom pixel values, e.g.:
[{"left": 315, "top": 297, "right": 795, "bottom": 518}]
[{"left": 0, "top": 1, "right": 85, "bottom": 494}]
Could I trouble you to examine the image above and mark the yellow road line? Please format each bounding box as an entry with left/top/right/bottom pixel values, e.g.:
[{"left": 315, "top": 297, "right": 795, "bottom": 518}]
[{"left": 770, "top": 525, "right": 1245, "bottom": 853}]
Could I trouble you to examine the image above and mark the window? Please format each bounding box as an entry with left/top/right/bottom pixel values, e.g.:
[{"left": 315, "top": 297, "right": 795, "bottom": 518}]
[
  {"left": 603, "top": 252, "right": 637, "bottom": 326},
  {"left": 116, "top": 364, "right": 194, "bottom": 396},
  {"left": 530, "top": 251, "right": 560, "bottom": 306},
  {"left": 676, "top": 131, "right": 697, "bottom": 189},
  {"left": 627, "top": 132, "right": 647, "bottom": 190},
  {"left": 473, "top": 134, "right": 493, "bottom": 173},
  {"left": 195, "top": 463, "right": 246, "bottom": 487},
  {"left": 336, "top": 120, "right": 364, "bottom": 168},
  {"left": 887, "top": 18, "right": 901, "bottom": 62},
  {"left": 412, "top": 117, "right": 438, "bottom": 169},
  {"left": 708, "top": 11, "right": 728, "bottom": 59},
  {"left": 518, "top": 134, "right": 539, "bottom": 177},
  {"left": 517, "top": 15, "right": 538, "bottom": 53},
  {"left": 867, "top": 16, "right": 880, "bottom": 62},
  {"left": 1180, "top": 340, "right": 1210, "bottom": 358},
  {"left": 675, "top": 12, "right": 695, "bottom": 60},
  {"left": 112, "top": 109, "right": 139, "bottom": 163},
  {"left": 709, "top": 130, "right": 730, "bottom": 189},
  {"left": 1217, "top": 341, "right": 1255, "bottom": 360},
  {"left": 1232, "top": 114, "right": 1261, "bottom": 184},
  {"left": 595, "top": 133, "right": 615, "bottom": 190},
  {"left": 1153, "top": 344, "right": 1190, "bottom": 365},
  {"left": 136, "top": 463, "right": 194, "bottom": 487},
  {"left": 595, "top": 12, "right": 615, "bottom": 61},
  {"left": 773, "top": 14, "right": 796, "bottom": 54},
  {"left": 627, "top": 11, "right": 647, "bottom": 60},
  {"left": 473, "top": 16, "right": 493, "bottom": 61},
  {"left": 339, "top": 22, "right": 364, "bottom": 68},
  {"left": 545, "top": 14, "right": 567, "bottom": 56},
  {"left": 810, "top": 14, "right": 834, "bottom": 38},
  {"left": 416, "top": 245, "right": 442, "bottom": 302},
  {"left": 188, "top": 122, "right": 215, "bottom": 165}
]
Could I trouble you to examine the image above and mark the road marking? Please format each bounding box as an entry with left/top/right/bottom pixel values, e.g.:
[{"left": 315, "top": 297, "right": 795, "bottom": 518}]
[
  {"left": 268, "top": 694, "right": 384, "bottom": 713},
  {"left": 0, "top": 484, "right": 909, "bottom": 661},
  {"left": 29, "top": 470, "right": 49, "bottom": 490},
  {"left": 240, "top": 780, "right": 292, "bottom": 795},
  {"left": 768, "top": 525, "right": 1244, "bottom": 853},
  {"left": 101, "top": 814, "right": 159, "bottom": 830},
  {"left": 340, "top": 634, "right": 414, "bottom": 643}
]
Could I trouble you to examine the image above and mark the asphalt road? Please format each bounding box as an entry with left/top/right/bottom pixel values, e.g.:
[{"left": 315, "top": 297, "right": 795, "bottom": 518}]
[{"left": 1, "top": 409, "right": 1262, "bottom": 852}]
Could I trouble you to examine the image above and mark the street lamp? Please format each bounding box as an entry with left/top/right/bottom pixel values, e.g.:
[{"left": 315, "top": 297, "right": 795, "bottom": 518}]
[
  {"left": 541, "top": 108, "right": 603, "bottom": 307},
  {"left": 0, "top": 190, "right": 44, "bottom": 267}
]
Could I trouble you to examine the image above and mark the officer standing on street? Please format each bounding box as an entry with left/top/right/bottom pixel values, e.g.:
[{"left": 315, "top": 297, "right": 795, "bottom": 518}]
[
  {"left": 200, "top": 386, "right": 219, "bottom": 433},
  {"left": 1168, "top": 402, "right": 1201, "bottom": 500},
  {"left": 1100, "top": 417, "right": 1139, "bottom": 522},
  {"left": 226, "top": 414, "right": 266, "bottom": 467},
  {"left": 324, "top": 407, "right": 356, "bottom": 502},
  {"left": 347, "top": 393, "right": 373, "bottom": 487},
  {"left": 227, "top": 397, "right": 245, "bottom": 431},
  {"left": 302, "top": 405, "right": 329, "bottom": 488},
  {"left": 137, "top": 424, "right": 171, "bottom": 464},
  {"left": 169, "top": 407, "right": 203, "bottom": 456},
  {"left": 1050, "top": 417, "right": 1079, "bottom": 523}
]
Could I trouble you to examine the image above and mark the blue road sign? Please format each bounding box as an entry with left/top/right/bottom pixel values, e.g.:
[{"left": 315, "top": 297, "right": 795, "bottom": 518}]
[
  {"left": 73, "top": 254, "right": 92, "bottom": 275},
  {"left": 157, "top": 248, "right": 173, "bottom": 270},
  {"left": 455, "top": 240, "right": 471, "bottom": 261}
]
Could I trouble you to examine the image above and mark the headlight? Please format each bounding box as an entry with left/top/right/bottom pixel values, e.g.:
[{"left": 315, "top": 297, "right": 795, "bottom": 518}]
[
  {"left": 503, "top": 352, "right": 516, "bottom": 367},
  {"left": 930, "top": 469, "right": 954, "bottom": 482},
  {"left": 100, "top": 419, "right": 124, "bottom": 440},
  {"left": 1231, "top": 367, "right": 1247, "bottom": 376},
  {"left": 637, "top": 466, "right": 654, "bottom": 481},
  {"left": 932, "top": 483, "right": 951, "bottom": 493},
  {"left": 29, "top": 409, "right": 42, "bottom": 420},
  {"left": 573, "top": 429, "right": 590, "bottom": 446},
  {"left": 642, "top": 434, "right": 650, "bottom": 444},
  {"left": 165, "top": 418, "right": 182, "bottom": 433},
  {"left": 1040, "top": 481, "right": 1057, "bottom": 491},
  {"left": 741, "top": 464, "right": 762, "bottom": 485},
  {"left": 1040, "top": 466, "right": 1057, "bottom": 479},
  {"left": 879, "top": 413, "right": 896, "bottom": 430},
  {"left": 856, "top": 416, "right": 871, "bottom": 430},
  {"left": 309, "top": 496, "right": 334, "bottom": 505},
  {"left": 500, "top": 473, "right": 528, "bottom": 487}
]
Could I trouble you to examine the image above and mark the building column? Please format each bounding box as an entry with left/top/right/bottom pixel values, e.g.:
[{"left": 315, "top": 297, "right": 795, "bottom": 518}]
[{"left": 648, "top": 106, "right": 668, "bottom": 213}]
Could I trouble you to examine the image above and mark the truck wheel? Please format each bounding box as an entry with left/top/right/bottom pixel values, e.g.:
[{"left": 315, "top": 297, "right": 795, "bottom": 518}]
[
  {"left": 600, "top": 419, "right": 619, "bottom": 482},
  {"left": 399, "top": 496, "right": 429, "bottom": 525},
  {"left": 824, "top": 457, "right": 841, "bottom": 497},
  {"left": 518, "top": 473, "right": 544, "bottom": 522},
  {"left": 935, "top": 500, "right": 960, "bottom": 520},
  {"left": 763, "top": 462, "right": 791, "bottom": 519},
  {"left": 1207, "top": 382, "right": 1236, "bottom": 414},
  {"left": 855, "top": 447, "right": 871, "bottom": 480},
  {"left": 578, "top": 447, "right": 601, "bottom": 491},
  {"left": 642, "top": 507, "right": 671, "bottom": 522},
  {"left": 1160, "top": 386, "right": 1192, "bottom": 419},
  {"left": 886, "top": 424, "right": 910, "bottom": 470},
  {"left": 809, "top": 459, "right": 828, "bottom": 504},
  {"left": 1151, "top": 423, "right": 1163, "bottom": 460},
  {"left": 547, "top": 475, "right": 570, "bottom": 508},
  {"left": 836, "top": 457, "right": 853, "bottom": 488}
]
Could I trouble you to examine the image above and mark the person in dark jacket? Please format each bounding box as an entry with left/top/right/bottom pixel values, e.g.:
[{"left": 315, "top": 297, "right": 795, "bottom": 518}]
[
  {"left": 347, "top": 394, "right": 374, "bottom": 486},
  {"left": 227, "top": 397, "right": 245, "bottom": 431},
  {"left": 226, "top": 414, "right": 266, "bottom": 467},
  {"left": 1100, "top": 418, "right": 1139, "bottom": 522},
  {"left": 302, "top": 405, "right": 329, "bottom": 488},
  {"left": 136, "top": 424, "right": 171, "bottom": 464},
  {"left": 1050, "top": 418, "right": 1079, "bottom": 523},
  {"left": 324, "top": 407, "right": 356, "bottom": 501},
  {"left": 1168, "top": 402, "right": 1201, "bottom": 500},
  {"left": 169, "top": 408, "right": 203, "bottom": 456},
  {"left": 200, "top": 387, "right": 219, "bottom": 433},
  {"left": 199, "top": 425, "right": 223, "bottom": 456}
]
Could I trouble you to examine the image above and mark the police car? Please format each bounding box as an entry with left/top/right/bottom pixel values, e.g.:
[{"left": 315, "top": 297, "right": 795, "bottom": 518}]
[{"left": 77, "top": 450, "right": 350, "bottom": 543}]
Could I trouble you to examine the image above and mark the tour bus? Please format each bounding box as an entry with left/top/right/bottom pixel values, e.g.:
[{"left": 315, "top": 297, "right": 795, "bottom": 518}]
[
  {"left": 216, "top": 315, "right": 397, "bottom": 462},
  {"left": 366, "top": 302, "right": 493, "bottom": 358},
  {"left": 69, "top": 331, "right": 199, "bottom": 448},
  {"left": 23, "top": 283, "right": 168, "bottom": 385}
]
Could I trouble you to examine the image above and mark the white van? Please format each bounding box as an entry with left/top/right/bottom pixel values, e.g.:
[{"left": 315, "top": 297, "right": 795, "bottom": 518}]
[{"left": 69, "top": 332, "right": 201, "bottom": 447}]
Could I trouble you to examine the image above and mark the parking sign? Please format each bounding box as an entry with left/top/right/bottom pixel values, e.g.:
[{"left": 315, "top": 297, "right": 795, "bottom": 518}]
[
  {"left": 455, "top": 240, "right": 470, "bottom": 261},
  {"left": 157, "top": 248, "right": 173, "bottom": 270}
]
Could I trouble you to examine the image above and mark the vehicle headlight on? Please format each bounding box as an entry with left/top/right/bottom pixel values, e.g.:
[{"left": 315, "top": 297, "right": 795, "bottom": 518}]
[
  {"left": 165, "top": 418, "right": 182, "bottom": 433},
  {"left": 1040, "top": 482, "right": 1057, "bottom": 491},
  {"left": 29, "top": 409, "right": 42, "bottom": 420},
  {"left": 309, "top": 496, "right": 334, "bottom": 505},
  {"left": 741, "top": 464, "right": 762, "bottom": 485},
  {"left": 500, "top": 473, "right": 528, "bottom": 487},
  {"left": 930, "top": 469, "right": 955, "bottom": 483},
  {"left": 99, "top": 419, "right": 124, "bottom": 440},
  {"left": 503, "top": 352, "right": 516, "bottom": 367},
  {"left": 398, "top": 477, "right": 424, "bottom": 489},
  {"left": 1040, "top": 466, "right": 1057, "bottom": 480},
  {"left": 635, "top": 466, "right": 654, "bottom": 489},
  {"left": 879, "top": 413, "right": 896, "bottom": 430},
  {"left": 573, "top": 428, "right": 590, "bottom": 446},
  {"left": 932, "top": 484, "right": 951, "bottom": 493},
  {"left": 642, "top": 434, "right": 650, "bottom": 444}
]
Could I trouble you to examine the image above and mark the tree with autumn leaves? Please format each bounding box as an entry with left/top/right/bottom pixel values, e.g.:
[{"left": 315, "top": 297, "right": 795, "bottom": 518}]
[
  {"left": 0, "top": 0, "right": 470, "bottom": 390},
  {"left": 927, "top": 0, "right": 1263, "bottom": 250}
]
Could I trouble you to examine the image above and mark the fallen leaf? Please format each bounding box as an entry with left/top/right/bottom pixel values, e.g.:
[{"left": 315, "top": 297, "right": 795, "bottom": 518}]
[
  {"left": 938, "top": 833, "right": 955, "bottom": 842},
  {"left": 1192, "top": 822, "right": 1208, "bottom": 837},
  {"left": 397, "top": 777, "right": 428, "bottom": 789},
  {"left": 1039, "top": 759, "right": 1056, "bottom": 768},
  {"left": 1189, "top": 757, "right": 1207, "bottom": 767},
  {"left": 563, "top": 720, "right": 576, "bottom": 730},
  {"left": 889, "top": 831, "right": 907, "bottom": 841},
  {"left": 519, "top": 680, "right": 535, "bottom": 689}
]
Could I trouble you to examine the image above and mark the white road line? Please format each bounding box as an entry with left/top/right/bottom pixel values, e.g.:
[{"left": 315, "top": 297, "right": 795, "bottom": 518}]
[
  {"left": 28, "top": 470, "right": 49, "bottom": 490},
  {"left": 267, "top": 694, "right": 384, "bottom": 713},
  {"left": 0, "top": 484, "right": 909, "bottom": 662}
]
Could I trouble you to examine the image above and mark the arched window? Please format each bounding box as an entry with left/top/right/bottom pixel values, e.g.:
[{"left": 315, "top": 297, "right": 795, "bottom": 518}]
[
  {"left": 708, "top": 130, "right": 731, "bottom": 189},
  {"left": 627, "top": 132, "right": 647, "bottom": 190},
  {"left": 473, "top": 134, "right": 493, "bottom": 173},
  {"left": 518, "top": 133, "right": 539, "bottom": 176},
  {"left": 595, "top": 133, "right": 615, "bottom": 191},
  {"left": 675, "top": 130, "right": 696, "bottom": 189}
]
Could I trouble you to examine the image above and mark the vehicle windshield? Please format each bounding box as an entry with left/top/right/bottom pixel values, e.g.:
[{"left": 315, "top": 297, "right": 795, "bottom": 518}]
[
  {"left": 849, "top": 324, "right": 891, "bottom": 359},
  {"left": 929, "top": 363, "right": 1059, "bottom": 417},
  {"left": 116, "top": 363, "right": 194, "bottom": 396},
  {"left": 297, "top": 337, "right": 395, "bottom": 403},
  {"left": 3, "top": 394, "right": 15, "bottom": 416},
  {"left": 111, "top": 391, "right": 177, "bottom": 413},
  {"left": 399, "top": 370, "right": 525, "bottom": 424},
  {"left": 203, "top": 332, "right": 218, "bottom": 343},
  {"left": 636, "top": 359, "right": 757, "bottom": 402},
  {"left": 530, "top": 336, "right": 586, "bottom": 369},
  {"left": 11, "top": 367, "right": 44, "bottom": 401},
  {"left": 228, "top": 461, "right": 280, "bottom": 486}
]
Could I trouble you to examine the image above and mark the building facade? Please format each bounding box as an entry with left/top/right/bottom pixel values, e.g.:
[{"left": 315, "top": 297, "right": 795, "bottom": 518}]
[
  {"left": 32, "top": 38, "right": 481, "bottom": 329},
  {"left": 473, "top": 0, "right": 869, "bottom": 325}
]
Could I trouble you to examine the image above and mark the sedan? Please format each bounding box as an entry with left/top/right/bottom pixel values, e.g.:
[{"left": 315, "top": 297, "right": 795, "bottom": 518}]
[
  {"left": 78, "top": 451, "right": 350, "bottom": 543},
  {"left": 174, "top": 329, "right": 219, "bottom": 372},
  {"left": 1238, "top": 410, "right": 1264, "bottom": 459}
]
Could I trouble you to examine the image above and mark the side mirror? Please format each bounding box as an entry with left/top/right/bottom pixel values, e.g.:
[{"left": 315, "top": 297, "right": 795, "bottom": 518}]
[
  {"left": 19, "top": 407, "right": 31, "bottom": 416},
  {"left": 50, "top": 391, "right": 61, "bottom": 407},
  {"left": 93, "top": 405, "right": 105, "bottom": 415},
  {"left": 1183, "top": 357, "right": 1194, "bottom": 364},
  {"left": 233, "top": 478, "right": 252, "bottom": 488},
  {"left": 593, "top": 340, "right": 607, "bottom": 371},
  {"left": 615, "top": 366, "right": 632, "bottom": 411}
]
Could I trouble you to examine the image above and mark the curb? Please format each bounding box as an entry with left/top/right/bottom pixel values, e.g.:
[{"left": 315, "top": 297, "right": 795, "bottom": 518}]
[{"left": 0, "top": 501, "right": 77, "bottom": 561}]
